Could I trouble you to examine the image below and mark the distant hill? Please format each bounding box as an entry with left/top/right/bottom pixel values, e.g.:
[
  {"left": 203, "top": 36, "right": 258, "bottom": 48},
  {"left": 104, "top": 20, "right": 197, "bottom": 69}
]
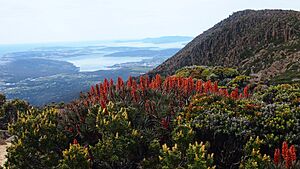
[
  {"left": 115, "top": 36, "right": 193, "bottom": 44},
  {"left": 149, "top": 10, "right": 300, "bottom": 83}
]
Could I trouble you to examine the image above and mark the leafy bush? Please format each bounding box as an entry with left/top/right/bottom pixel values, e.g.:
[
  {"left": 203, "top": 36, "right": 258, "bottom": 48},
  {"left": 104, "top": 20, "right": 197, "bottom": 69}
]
[
  {"left": 5, "top": 108, "right": 70, "bottom": 168},
  {"left": 0, "top": 97, "right": 29, "bottom": 129},
  {"left": 158, "top": 142, "right": 215, "bottom": 169},
  {"left": 59, "top": 140, "right": 91, "bottom": 169}
]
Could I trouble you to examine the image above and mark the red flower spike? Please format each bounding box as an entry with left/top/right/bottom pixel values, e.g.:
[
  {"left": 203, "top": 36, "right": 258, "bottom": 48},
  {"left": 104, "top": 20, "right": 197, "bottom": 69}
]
[
  {"left": 161, "top": 117, "right": 169, "bottom": 129},
  {"left": 100, "top": 100, "right": 106, "bottom": 109},
  {"left": 127, "top": 76, "right": 133, "bottom": 88},
  {"left": 131, "top": 89, "right": 138, "bottom": 102},
  {"left": 274, "top": 148, "right": 280, "bottom": 166},
  {"left": 243, "top": 85, "right": 250, "bottom": 98},
  {"left": 117, "top": 77, "right": 124, "bottom": 91},
  {"left": 73, "top": 139, "right": 78, "bottom": 145},
  {"left": 90, "top": 86, "right": 96, "bottom": 96},
  {"left": 289, "top": 145, "right": 296, "bottom": 162},
  {"left": 104, "top": 78, "right": 109, "bottom": 87},
  {"left": 286, "top": 152, "right": 292, "bottom": 169},
  {"left": 230, "top": 88, "right": 239, "bottom": 99},
  {"left": 282, "top": 141, "right": 289, "bottom": 159},
  {"left": 96, "top": 84, "right": 100, "bottom": 96},
  {"left": 109, "top": 79, "right": 114, "bottom": 88},
  {"left": 213, "top": 81, "right": 218, "bottom": 93},
  {"left": 239, "top": 93, "right": 243, "bottom": 98}
]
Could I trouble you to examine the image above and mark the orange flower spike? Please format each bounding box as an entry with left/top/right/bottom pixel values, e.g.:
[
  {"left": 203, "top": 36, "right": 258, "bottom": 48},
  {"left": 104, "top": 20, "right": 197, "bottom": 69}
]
[
  {"left": 139, "top": 76, "right": 145, "bottom": 90},
  {"left": 188, "top": 77, "right": 194, "bottom": 92},
  {"left": 163, "top": 78, "right": 168, "bottom": 91},
  {"left": 196, "top": 80, "right": 203, "bottom": 93},
  {"left": 207, "top": 80, "right": 212, "bottom": 93},
  {"left": 155, "top": 74, "right": 162, "bottom": 89},
  {"left": 204, "top": 81, "right": 211, "bottom": 94},
  {"left": 145, "top": 75, "right": 150, "bottom": 89},
  {"left": 230, "top": 88, "right": 239, "bottom": 99}
]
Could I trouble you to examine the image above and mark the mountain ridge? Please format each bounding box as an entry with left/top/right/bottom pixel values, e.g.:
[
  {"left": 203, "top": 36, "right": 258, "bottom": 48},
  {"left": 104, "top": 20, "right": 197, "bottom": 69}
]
[{"left": 148, "top": 9, "right": 300, "bottom": 83}]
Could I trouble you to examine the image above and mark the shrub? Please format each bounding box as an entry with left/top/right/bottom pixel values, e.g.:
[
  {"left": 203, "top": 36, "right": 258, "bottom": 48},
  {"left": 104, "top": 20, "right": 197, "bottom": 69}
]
[
  {"left": 158, "top": 142, "right": 215, "bottom": 169},
  {"left": 0, "top": 98, "right": 29, "bottom": 129},
  {"left": 59, "top": 141, "right": 91, "bottom": 169},
  {"left": 5, "top": 108, "right": 70, "bottom": 168}
]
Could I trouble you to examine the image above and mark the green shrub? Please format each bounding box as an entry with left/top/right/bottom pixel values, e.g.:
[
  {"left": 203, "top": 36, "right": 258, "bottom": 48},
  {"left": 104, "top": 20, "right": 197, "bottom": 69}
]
[
  {"left": 5, "top": 108, "right": 70, "bottom": 168},
  {"left": 158, "top": 142, "right": 215, "bottom": 169},
  {"left": 59, "top": 142, "right": 91, "bottom": 169}
]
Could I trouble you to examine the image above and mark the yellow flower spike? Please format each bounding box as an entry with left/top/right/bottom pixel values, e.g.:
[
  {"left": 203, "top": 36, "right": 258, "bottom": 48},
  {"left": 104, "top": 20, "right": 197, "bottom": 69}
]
[
  {"left": 115, "top": 132, "right": 119, "bottom": 139},
  {"left": 174, "top": 143, "right": 178, "bottom": 150},
  {"left": 162, "top": 144, "right": 169, "bottom": 153},
  {"left": 201, "top": 144, "right": 205, "bottom": 152},
  {"left": 200, "top": 141, "right": 203, "bottom": 147},
  {"left": 124, "top": 112, "right": 128, "bottom": 120},
  {"left": 194, "top": 153, "right": 199, "bottom": 161},
  {"left": 172, "top": 144, "right": 178, "bottom": 151},
  {"left": 252, "top": 161, "right": 258, "bottom": 167},
  {"left": 112, "top": 115, "right": 116, "bottom": 121},
  {"left": 132, "top": 129, "right": 138, "bottom": 136},
  {"left": 177, "top": 116, "right": 182, "bottom": 125},
  {"left": 252, "top": 148, "right": 256, "bottom": 155},
  {"left": 262, "top": 154, "right": 269, "bottom": 161},
  {"left": 159, "top": 156, "right": 163, "bottom": 161},
  {"left": 188, "top": 129, "right": 193, "bottom": 135}
]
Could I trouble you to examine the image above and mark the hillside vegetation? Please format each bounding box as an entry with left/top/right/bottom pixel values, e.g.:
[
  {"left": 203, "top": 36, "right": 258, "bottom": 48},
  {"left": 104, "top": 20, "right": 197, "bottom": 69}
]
[{"left": 2, "top": 66, "right": 300, "bottom": 169}]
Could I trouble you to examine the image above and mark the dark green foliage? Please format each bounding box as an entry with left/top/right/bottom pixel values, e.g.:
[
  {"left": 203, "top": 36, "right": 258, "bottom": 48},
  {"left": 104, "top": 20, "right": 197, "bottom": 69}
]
[
  {"left": 175, "top": 66, "right": 239, "bottom": 83},
  {"left": 0, "top": 95, "right": 30, "bottom": 130},
  {"left": 5, "top": 108, "right": 70, "bottom": 168}
]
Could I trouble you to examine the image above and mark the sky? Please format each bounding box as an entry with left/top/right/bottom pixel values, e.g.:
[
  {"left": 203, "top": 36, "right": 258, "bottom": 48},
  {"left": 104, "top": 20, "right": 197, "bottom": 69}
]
[{"left": 0, "top": 0, "right": 299, "bottom": 44}]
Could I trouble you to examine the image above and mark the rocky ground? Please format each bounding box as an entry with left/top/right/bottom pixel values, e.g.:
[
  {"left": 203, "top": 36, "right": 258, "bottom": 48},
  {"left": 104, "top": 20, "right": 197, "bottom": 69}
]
[{"left": 0, "top": 141, "right": 10, "bottom": 167}]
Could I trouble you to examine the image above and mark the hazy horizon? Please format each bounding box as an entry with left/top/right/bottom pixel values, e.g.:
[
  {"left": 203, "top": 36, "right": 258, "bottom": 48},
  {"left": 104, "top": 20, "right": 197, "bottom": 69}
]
[{"left": 0, "top": 0, "right": 299, "bottom": 45}]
